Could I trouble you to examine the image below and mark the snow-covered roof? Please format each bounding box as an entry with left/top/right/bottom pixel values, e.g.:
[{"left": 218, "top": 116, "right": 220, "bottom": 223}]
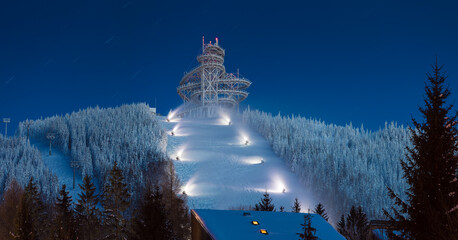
[{"left": 192, "top": 209, "right": 345, "bottom": 240}]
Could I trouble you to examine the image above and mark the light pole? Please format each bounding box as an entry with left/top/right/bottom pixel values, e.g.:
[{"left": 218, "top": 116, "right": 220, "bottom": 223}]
[
  {"left": 46, "top": 133, "right": 55, "bottom": 155},
  {"left": 3, "top": 118, "right": 10, "bottom": 137}
]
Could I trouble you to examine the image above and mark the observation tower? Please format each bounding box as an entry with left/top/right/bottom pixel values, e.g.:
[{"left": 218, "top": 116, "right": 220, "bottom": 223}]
[{"left": 177, "top": 37, "right": 251, "bottom": 115}]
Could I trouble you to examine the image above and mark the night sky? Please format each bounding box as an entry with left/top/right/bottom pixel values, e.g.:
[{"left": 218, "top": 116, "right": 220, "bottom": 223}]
[{"left": 1, "top": 0, "right": 457, "bottom": 135}]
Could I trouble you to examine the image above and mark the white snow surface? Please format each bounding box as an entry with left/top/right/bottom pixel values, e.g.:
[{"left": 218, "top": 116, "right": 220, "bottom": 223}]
[{"left": 161, "top": 116, "right": 316, "bottom": 211}]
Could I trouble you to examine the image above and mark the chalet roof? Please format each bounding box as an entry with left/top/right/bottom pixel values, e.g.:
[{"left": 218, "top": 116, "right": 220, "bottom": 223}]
[{"left": 192, "top": 209, "right": 345, "bottom": 240}]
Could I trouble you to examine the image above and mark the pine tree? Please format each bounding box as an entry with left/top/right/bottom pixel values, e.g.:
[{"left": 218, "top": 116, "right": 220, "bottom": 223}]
[
  {"left": 53, "top": 184, "right": 76, "bottom": 240},
  {"left": 102, "top": 162, "right": 131, "bottom": 240},
  {"left": 254, "top": 191, "right": 275, "bottom": 211},
  {"left": 279, "top": 206, "right": 285, "bottom": 212},
  {"left": 337, "top": 206, "right": 369, "bottom": 240},
  {"left": 313, "top": 203, "right": 329, "bottom": 221},
  {"left": 384, "top": 61, "right": 458, "bottom": 240},
  {"left": 161, "top": 160, "right": 190, "bottom": 240},
  {"left": 297, "top": 214, "right": 318, "bottom": 240},
  {"left": 13, "top": 177, "right": 48, "bottom": 240},
  {"left": 75, "top": 174, "right": 101, "bottom": 240},
  {"left": 132, "top": 185, "right": 172, "bottom": 240},
  {"left": 0, "top": 179, "right": 24, "bottom": 240},
  {"left": 292, "top": 198, "right": 301, "bottom": 213}
]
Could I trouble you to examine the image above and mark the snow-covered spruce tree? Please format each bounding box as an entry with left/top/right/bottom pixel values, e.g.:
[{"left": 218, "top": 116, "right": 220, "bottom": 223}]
[
  {"left": 75, "top": 174, "right": 101, "bottom": 240},
  {"left": 13, "top": 177, "right": 49, "bottom": 240},
  {"left": 313, "top": 203, "right": 329, "bottom": 222},
  {"left": 0, "top": 179, "right": 24, "bottom": 239},
  {"left": 52, "top": 184, "right": 76, "bottom": 240},
  {"left": 254, "top": 191, "right": 275, "bottom": 211},
  {"left": 337, "top": 206, "right": 369, "bottom": 240},
  {"left": 384, "top": 62, "right": 458, "bottom": 240},
  {"left": 297, "top": 214, "right": 318, "bottom": 240},
  {"left": 102, "top": 162, "right": 131, "bottom": 240},
  {"left": 132, "top": 185, "right": 172, "bottom": 240},
  {"left": 292, "top": 197, "right": 301, "bottom": 213}
]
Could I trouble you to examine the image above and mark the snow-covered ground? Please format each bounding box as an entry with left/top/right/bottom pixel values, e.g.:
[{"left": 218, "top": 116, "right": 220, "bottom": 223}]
[
  {"left": 161, "top": 115, "right": 316, "bottom": 211},
  {"left": 33, "top": 141, "right": 90, "bottom": 201}
]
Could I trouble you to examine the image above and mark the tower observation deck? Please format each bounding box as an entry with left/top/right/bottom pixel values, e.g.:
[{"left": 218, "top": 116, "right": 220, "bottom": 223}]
[{"left": 177, "top": 37, "right": 251, "bottom": 114}]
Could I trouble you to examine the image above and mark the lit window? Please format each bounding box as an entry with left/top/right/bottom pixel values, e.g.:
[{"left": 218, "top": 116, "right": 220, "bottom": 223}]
[
  {"left": 260, "top": 229, "right": 268, "bottom": 235},
  {"left": 252, "top": 221, "right": 259, "bottom": 225}
]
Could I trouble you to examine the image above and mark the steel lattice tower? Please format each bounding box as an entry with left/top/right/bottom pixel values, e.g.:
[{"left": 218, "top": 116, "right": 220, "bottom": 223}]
[{"left": 177, "top": 37, "right": 251, "bottom": 114}]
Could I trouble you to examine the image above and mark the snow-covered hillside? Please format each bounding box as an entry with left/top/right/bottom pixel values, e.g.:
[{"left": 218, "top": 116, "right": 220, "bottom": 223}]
[{"left": 161, "top": 116, "right": 316, "bottom": 212}]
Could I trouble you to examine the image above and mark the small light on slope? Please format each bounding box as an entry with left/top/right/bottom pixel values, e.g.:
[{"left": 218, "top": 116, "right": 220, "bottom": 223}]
[
  {"left": 252, "top": 221, "right": 259, "bottom": 225},
  {"left": 260, "top": 229, "right": 268, "bottom": 235}
]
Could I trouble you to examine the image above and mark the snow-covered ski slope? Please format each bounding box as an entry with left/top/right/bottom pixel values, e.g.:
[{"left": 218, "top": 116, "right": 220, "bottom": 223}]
[
  {"left": 161, "top": 115, "right": 316, "bottom": 211},
  {"left": 32, "top": 141, "right": 85, "bottom": 200}
]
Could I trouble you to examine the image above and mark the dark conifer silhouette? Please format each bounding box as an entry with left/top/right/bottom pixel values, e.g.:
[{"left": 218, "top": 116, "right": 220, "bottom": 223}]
[
  {"left": 102, "top": 162, "right": 131, "bottom": 240},
  {"left": 13, "top": 177, "right": 48, "bottom": 240},
  {"left": 384, "top": 61, "right": 458, "bottom": 240},
  {"left": 297, "top": 214, "right": 317, "bottom": 240},
  {"left": 0, "top": 179, "right": 24, "bottom": 239},
  {"left": 337, "top": 206, "right": 369, "bottom": 240},
  {"left": 161, "top": 160, "right": 190, "bottom": 240},
  {"left": 292, "top": 197, "right": 301, "bottom": 213},
  {"left": 53, "top": 184, "right": 76, "bottom": 240},
  {"left": 254, "top": 191, "right": 275, "bottom": 211},
  {"left": 75, "top": 174, "right": 101, "bottom": 240},
  {"left": 132, "top": 185, "right": 172, "bottom": 240},
  {"left": 313, "top": 203, "right": 329, "bottom": 221}
]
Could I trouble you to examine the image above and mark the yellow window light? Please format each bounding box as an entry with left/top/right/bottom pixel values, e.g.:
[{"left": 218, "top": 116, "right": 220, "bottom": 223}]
[
  {"left": 260, "top": 229, "right": 268, "bottom": 235},
  {"left": 251, "top": 221, "right": 259, "bottom": 225}
]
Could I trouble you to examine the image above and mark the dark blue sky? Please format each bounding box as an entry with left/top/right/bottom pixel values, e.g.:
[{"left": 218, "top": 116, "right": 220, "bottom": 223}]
[{"left": 1, "top": 0, "right": 457, "bottom": 134}]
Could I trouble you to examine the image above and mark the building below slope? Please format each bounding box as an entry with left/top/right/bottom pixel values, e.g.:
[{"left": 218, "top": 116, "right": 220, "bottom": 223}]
[
  {"left": 177, "top": 37, "right": 251, "bottom": 116},
  {"left": 191, "top": 209, "right": 345, "bottom": 240}
]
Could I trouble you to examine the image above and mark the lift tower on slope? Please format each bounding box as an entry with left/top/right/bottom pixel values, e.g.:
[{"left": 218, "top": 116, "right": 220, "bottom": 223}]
[{"left": 177, "top": 37, "right": 251, "bottom": 116}]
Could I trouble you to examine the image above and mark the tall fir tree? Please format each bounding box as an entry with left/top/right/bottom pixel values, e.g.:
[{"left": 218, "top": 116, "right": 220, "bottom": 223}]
[
  {"left": 313, "top": 203, "right": 329, "bottom": 221},
  {"left": 161, "top": 160, "right": 190, "bottom": 240},
  {"left": 102, "top": 162, "right": 131, "bottom": 240},
  {"left": 292, "top": 197, "right": 301, "bottom": 213},
  {"left": 0, "top": 179, "right": 24, "bottom": 240},
  {"left": 13, "top": 177, "right": 48, "bottom": 240},
  {"left": 254, "top": 191, "right": 275, "bottom": 211},
  {"left": 75, "top": 174, "right": 101, "bottom": 240},
  {"left": 384, "top": 61, "right": 458, "bottom": 240},
  {"left": 337, "top": 206, "right": 369, "bottom": 240},
  {"left": 132, "top": 185, "right": 172, "bottom": 240},
  {"left": 297, "top": 214, "right": 318, "bottom": 240},
  {"left": 53, "top": 184, "right": 76, "bottom": 240}
]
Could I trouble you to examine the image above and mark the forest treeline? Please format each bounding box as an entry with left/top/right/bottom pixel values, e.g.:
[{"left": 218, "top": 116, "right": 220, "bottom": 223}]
[{"left": 242, "top": 109, "right": 410, "bottom": 219}]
